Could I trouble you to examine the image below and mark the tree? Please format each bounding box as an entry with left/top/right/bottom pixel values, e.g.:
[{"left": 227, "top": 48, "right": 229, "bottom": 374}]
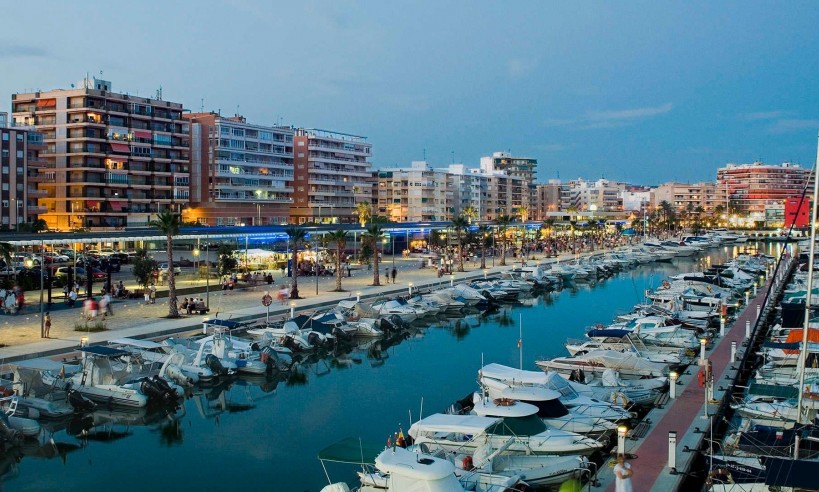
[
  {"left": 517, "top": 205, "right": 529, "bottom": 223},
  {"left": 132, "top": 248, "right": 157, "bottom": 291},
  {"left": 362, "top": 218, "right": 387, "bottom": 286},
  {"left": 451, "top": 216, "right": 469, "bottom": 272},
  {"left": 286, "top": 226, "right": 307, "bottom": 299},
  {"left": 0, "top": 242, "right": 11, "bottom": 268},
  {"left": 476, "top": 225, "right": 490, "bottom": 269},
  {"left": 354, "top": 202, "right": 371, "bottom": 228},
  {"left": 217, "top": 244, "right": 238, "bottom": 276},
  {"left": 327, "top": 230, "right": 348, "bottom": 292},
  {"left": 149, "top": 210, "right": 181, "bottom": 318},
  {"left": 494, "top": 215, "right": 512, "bottom": 266},
  {"left": 462, "top": 205, "right": 479, "bottom": 224},
  {"left": 18, "top": 219, "right": 48, "bottom": 233}
]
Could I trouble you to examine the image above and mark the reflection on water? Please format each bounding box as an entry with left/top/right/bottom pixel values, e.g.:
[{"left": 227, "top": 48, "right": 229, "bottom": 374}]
[{"left": 3, "top": 246, "right": 750, "bottom": 491}]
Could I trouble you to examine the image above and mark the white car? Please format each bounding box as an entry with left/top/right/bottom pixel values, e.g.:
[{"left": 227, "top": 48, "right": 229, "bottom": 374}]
[{"left": 159, "top": 263, "right": 182, "bottom": 275}]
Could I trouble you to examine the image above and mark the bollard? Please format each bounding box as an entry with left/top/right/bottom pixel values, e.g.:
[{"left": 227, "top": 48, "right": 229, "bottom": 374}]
[
  {"left": 356, "top": 291, "right": 361, "bottom": 302},
  {"left": 720, "top": 317, "right": 725, "bottom": 337},
  {"left": 408, "top": 283, "right": 413, "bottom": 296},
  {"left": 756, "top": 304, "right": 761, "bottom": 320},
  {"left": 745, "top": 320, "right": 751, "bottom": 338},
  {"left": 669, "top": 371, "right": 678, "bottom": 399},
  {"left": 753, "top": 284, "right": 757, "bottom": 296},
  {"left": 617, "top": 426, "right": 627, "bottom": 456},
  {"left": 290, "top": 301, "right": 296, "bottom": 319},
  {"left": 745, "top": 291, "right": 750, "bottom": 306},
  {"left": 700, "top": 338, "right": 707, "bottom": 363},
  {"left": 668, "top": 431, "right": 677, "bottom": 469},
  {"left": 483, "top": 269, "right": 488, "bottom": 279},
  {"left": 450, "top": 274, "right": 454, "bottom": 287},
  {"left": 202, "top": 319, "right": 209, "bottom": 335},
  {"left": 731, "top": 341, "right": 737, "bottom": 363}
]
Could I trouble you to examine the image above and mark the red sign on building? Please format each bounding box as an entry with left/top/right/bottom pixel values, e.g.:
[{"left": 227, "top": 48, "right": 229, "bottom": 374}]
[{"left": 784, "top": 198, "right": 811, "bottom": 228}]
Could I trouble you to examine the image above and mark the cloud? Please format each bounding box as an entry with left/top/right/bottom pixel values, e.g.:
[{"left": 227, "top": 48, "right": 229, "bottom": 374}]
[
  {"left": 544, "top": 102, "right": 674, "bottom": 130},
  {"left": 0, "top": 44, "right": 51, "bottom": 59},
  {"left": 740, "top": 110, "right": 790, "bottom": 121},
  {"left": 507, "top": 58, "right": 538, "bottom": 79},
  {"left": 768, "top": 118, "right": 819, "bottom": 134}
]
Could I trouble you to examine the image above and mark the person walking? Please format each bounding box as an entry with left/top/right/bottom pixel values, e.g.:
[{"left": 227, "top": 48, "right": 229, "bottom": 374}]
[
  {"left": 149, "top": 283, "right": 157, "bottom": 304},
  {"left": 68, "top": 288, "right": 78, "bottom": 308},
  {"left": 62, "top": 284, "right": 70, "bottom": 301},
  {"left": 391, "top": 267, "right": 397, "bottom": 284},
  {"left": 385, "top": 268, "right": 390, "bottom": 284},
  {"left": 44, "top": 312, "right": 52, "bottom": 338},
  {"left": 613, "top": 454, "right": 633, "bottom": 492}
]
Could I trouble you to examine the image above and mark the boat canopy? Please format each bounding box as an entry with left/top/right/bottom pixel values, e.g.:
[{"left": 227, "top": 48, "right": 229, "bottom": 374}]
[
  {"left": 480, "top": 363, "right": 548, "bottom": 385},
  {"left": 409, "top": 414, "right": 499, "bottom": 436},
  {"left": 317, "top": 437, "right": 385, "bottom": 465},
  {"left": 109, "top": 337, "right": 164, "bottom": 349},
  {"left": 498, "top": 385, "right": 561, "bottom": 402},
  {"left": 486, "top": 414, "right": 548, "bottom": 437},
  {"left": 472, "top": 397, "right": 539, "bottom": 418},
  {"left": 204, "top": 318, "right": 244, "bottom": 329},
  {"left": 79, "top": 346, "right": 129, "bottom": 357},
  {"left": 10, "top": 357, "right": 75, "bottom": 371},
  {"left": 375, "top": 447, "right": 455, "bottom": 481},
  {"left": 587, "top": 329, "right": 631, "bottom": 339}
]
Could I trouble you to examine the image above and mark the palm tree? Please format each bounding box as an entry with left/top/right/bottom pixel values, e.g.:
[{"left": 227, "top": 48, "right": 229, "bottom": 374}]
[
  {"left": 327, "top": 229, "right": 348, "bottom": 292},
  {"left": 494, "top": 215, "right": 512, "bottom": 266},
  {"left": 461, "top": 205, "right": 478, "bottom": 224},
  {"left": 451, "top": 216, "right": 469, "bottom": 272},
  {"left": 517, "top": 205, "right": 529, "bottom": 223},
  {"left": 149, "top": 210, "right": 181, "bottom": 318},
  {"left": 477, "top": 225, "right": 490, "bottom": 269},
  {"left": 286, "top": 226, "right": 307, "bottom": 299},
  {"left": 362, "top": 218, "right": 387, "bottom": 286},
  {"left": 354, "top": 202, "right": 371, "bottom": 228}
]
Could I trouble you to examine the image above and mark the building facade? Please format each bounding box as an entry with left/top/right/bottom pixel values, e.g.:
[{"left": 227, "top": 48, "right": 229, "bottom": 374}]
[
  {"left": 533, "top": 180, "right": 563, "bottom": 220},
  {"left": 716, "top": 162, "right": 809, "bottom": 218},
  {"left": 183, "top": 113, "right": 293, "bottom": 226},
  {"left": 0, "top": 119, "right": 47, "bottom": 230},
  {"left": 291, "top": 129, "right": 372, "bottom": 224},
  {"left": 11, "top": 77, "right": 190, "bottom": 230},
  {"left": 652, "top": 181, "right": 717, "bottom": 213},
  {"left": 560, "top": 178, "right": 624, "bottom": 212},
  {"left": 480, "top": 151, "right": 537, "bottom": 184},
  {"left": 377, "top": 161, "right": 451, "bottom": 222}
]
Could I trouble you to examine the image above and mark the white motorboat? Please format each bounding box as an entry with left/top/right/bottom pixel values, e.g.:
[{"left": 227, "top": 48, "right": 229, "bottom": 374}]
[
  {"left": 6, "top": 358, "right": 79, "bottom": 419},
  {"left": 111, "top": 337, "right": 215, "bottom": 383},
  {"left": 536, "top": 350, "right": 669, "bottom": 379},
  {"left": 408, "top": 413, "right": 604, "bottom": 456}
]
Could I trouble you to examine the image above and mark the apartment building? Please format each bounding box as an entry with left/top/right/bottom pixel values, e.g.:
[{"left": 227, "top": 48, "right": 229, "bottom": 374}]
[
  {"left": 11, "top": 77, "right": 190, "bottom": 230},
  {"left": 183, "top": 113, "right": 293, "bottom": 226},
  {"left": 532, "top": 180, "right": 563, "bottom": 220},
  {"left": 716, "top": 162, "right": 809, "bottom": 216},
  {"left": 377, "top": 161, "right": 451, "bottom": 222},
  {"left": 560, "top": 178, "right": 624, "bottom": 212},
  {"left": 291, "top": 129, "right": 372, "bottom": 224},
  {"left": 652, "top": 181, "right": 717, "bottom": 213},
  {"left": 477, "top": 169, "right": 528, "bottom": 221},
  {"left": 480, "top": 151, "right": 537, "bottom": 184},
  {"left": 0, "top": 115, "right": 47, "bottom": 230}
]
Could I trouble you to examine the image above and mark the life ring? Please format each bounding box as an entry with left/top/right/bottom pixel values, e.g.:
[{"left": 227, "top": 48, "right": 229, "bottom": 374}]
[
  {"left": 705, "top": 467, "right": 734, "bottom": 487},
  {"left": 493, "top": 398, "right": 515, "bottom": 407},
  {"left": 462, "top": 455, "right": 474, "bottom": 471},
  {"left": 0, "top": 387, "right": 13, "bottom": 397},
  {"left": 662, "top": 280, "right": 671, "bottom": 289},
  {"left": 611, "top": 391, "right": 629, "bottom": 407}
]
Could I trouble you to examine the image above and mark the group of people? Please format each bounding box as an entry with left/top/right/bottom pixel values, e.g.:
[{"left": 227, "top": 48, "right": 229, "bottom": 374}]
[
  {"left": 180, "top": 297, "right": 206, "bottom": 315},
  {"left": 82, "top": 290, "right": 114, "bottom": 321},
  {"left": 382, "top": 267, "right": 398, "bottom": 284},
  {"left": 0, "top": 286, "right": 25, "bottom": 314}
]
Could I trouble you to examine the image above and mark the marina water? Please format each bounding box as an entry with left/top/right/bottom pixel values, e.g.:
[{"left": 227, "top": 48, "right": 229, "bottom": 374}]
[{"left": 4, "top": 245, "right": 777, "bottom": 491}]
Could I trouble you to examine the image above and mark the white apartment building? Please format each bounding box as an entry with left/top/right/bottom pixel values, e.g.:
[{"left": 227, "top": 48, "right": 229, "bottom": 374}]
[
  {"left": 377, "top": 161, "right": 451, "bottom": 222},
  {"left": 561, "top": 178, "right": 624, "bottom": 211}
]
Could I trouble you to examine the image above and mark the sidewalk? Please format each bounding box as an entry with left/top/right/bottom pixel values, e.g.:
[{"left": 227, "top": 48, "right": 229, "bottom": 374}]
[{"left": 0, "top": 248, "right": 616, "bottom": 362}]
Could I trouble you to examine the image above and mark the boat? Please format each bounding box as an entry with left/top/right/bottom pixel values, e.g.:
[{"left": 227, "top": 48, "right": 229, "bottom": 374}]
[{"left": 536, "top": 350, "right": 669, "bottom": 379}]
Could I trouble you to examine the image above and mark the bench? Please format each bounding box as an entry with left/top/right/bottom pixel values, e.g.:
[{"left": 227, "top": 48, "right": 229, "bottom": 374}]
[
  {"left": 630, "top": 421, "right": 651, "bottom": 440},
  {"left": 654, "top": 392, "right": 670, "bottom": 409}
]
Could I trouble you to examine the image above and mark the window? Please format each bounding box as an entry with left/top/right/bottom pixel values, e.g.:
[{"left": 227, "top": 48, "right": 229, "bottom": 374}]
[
  {"left": 1, "top": 133, "right": 8, "bottom": 141},
  {"left": 220, "top": 126, "right": 231, "bottom": 135},
  {"left": 232, "top": 128, "right": 244, "bottom": 137},
  {"left": 259, "top": 131, "right": 272, "bottom": 141},
  {"left": 1, "top": 200, "right": 7, "bottom": 208},
  {"left": 1, "top": 167, "right": 7, "bottom": 174},
  {"left": 297, "top": 153, "right": 304, "bottom": 158},
  {"left": 16, "top": 133, "right": 23, "bottom": 141},
  {"left": 297, "top": 141, "right": 305, "bottom": 147},
  {"left": 16, "top": 150, "right": 24, "bottom": 159}
]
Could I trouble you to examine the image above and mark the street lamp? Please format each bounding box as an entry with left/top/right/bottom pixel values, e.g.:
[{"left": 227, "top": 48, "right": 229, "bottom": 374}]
[{"left": 255, "top": 203, "right": 262, "bottom": 226}]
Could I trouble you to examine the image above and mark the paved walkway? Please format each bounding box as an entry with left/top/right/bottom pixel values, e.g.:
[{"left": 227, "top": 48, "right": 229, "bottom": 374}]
[{"left": 0, "top": 249, "right": 603, "bottom": 362}]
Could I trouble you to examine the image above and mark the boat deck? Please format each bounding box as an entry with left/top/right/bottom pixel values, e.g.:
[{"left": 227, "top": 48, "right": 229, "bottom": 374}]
[{"left": 600, "top": 274, "right": 779, "bottom": 491}]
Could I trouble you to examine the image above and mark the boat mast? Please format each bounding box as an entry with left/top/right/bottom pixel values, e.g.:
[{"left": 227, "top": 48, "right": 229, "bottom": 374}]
[
  {"left": 519, "top": 313, "right": 523, "bottom": 370},
  {"left": 796, "top": 132, "right": 819, "bottom": 424}
]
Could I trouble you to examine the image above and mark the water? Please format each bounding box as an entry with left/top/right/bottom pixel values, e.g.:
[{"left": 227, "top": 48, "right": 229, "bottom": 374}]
[{"left": 3, "top": 244, "right": 778, "bottom": 491}]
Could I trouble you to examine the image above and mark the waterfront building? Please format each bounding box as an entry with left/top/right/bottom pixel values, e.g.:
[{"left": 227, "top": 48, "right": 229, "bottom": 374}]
[
  {"left": 620, "top": 186, "right": 652, "bottom": 213},
  {"left": 716, "top": 162, "right": 809, "bottom": 220},
  {"left": 560, "top": 178, "right": 624, "bottom": 212},
  {"left": 377, "top": 161, "right": 451, "bottom": 222},
  {"left": 182, "top": 113, "right": 293, "bottom": 226},
  {"left": 476, "top": 168, "right": 529, "bottom": 221},
  {"left": 0, "top": 114, "right": 47, "bottom": 230},
  {"left": 533, "top": 180, "right": 563, "bottom": 220},
  {"left": 11, "top": 77, "right": 190, "bottom": 230},
  {"left": 291, "top": 129, "right": 372, "bottom": 224},
  {"left": 480, "top": 151, "right": 537, "bottom": 184},
  {"left": 652, "top": 181, "right": 718, "bottom": 213}
]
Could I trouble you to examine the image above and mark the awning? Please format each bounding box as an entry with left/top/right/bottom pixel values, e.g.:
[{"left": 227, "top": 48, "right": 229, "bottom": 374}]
[
  {"left": 86, "top": 200, "right": 101, "bottom": 208},
  {"left": 133, "top": 130, "right": 152, "bottom": 139},
  {"left": 36, "top": 99, "right": 56, "bottom": 108},
  {"left": 109, "top": 201, "right": 128, "bottom": 212},
  {"left": 109, "top": 143, "right": 130, "bottom": 153}
]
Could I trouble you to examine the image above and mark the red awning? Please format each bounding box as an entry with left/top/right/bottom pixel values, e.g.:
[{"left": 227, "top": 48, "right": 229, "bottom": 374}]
[
  {"left": 109, "top": 143, "right": 130, "bottom": 153},
  {"left": 108, "top": 201, "right": 127, "bottom": 212},
  {"left": 36, "top": 99, "right": 56, "bottom": 108},
  {"left": 86, "top": 200, "right": 101, "bottom": 209},
  {"left": 133, "top": 130, "right": 152, "bottom": 139}
]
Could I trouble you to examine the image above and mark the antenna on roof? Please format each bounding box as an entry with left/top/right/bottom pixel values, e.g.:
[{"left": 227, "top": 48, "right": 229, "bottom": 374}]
[
  {"left": 423, "top": 148, "right": 426, "bottom": 161},
  {"left": 200, "top": 98, "right": 204, "bottom": 112},
  {"left": 451, "top": 150, "right": 454, "bottom": 164},
  {"left": 155, "top": 86, "right": 162, "bottom": 101}
]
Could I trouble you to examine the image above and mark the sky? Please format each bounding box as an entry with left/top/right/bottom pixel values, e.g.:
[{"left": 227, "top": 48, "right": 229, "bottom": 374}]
[{"left": 2, "top": 0, "right": 818, "bottom": 185}]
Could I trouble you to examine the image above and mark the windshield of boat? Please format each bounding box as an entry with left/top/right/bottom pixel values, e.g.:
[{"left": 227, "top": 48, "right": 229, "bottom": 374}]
[
  {"left": 526, "top": 398, "right": 570, "bottom": 418},
  {"left": 487, "top": 414, "right": 547, "bottom": 436}
]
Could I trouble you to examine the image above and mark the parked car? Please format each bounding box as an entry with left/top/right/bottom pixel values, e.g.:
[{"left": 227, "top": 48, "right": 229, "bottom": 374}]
[
  {"left": 54, "top": 266, "right": 87, "bottom": 283},
  {"left": 76, "top": 256, "right": 102, "bottom": 269},
  {"left": 100, "top": 257, "right": 121, "bottom": 272},
  {"left": 159, "top": 263, "right": 182, "bottom": 275}
]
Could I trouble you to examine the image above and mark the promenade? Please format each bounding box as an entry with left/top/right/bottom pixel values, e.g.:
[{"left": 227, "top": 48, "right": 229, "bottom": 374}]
[{"left": 0, "top": 250, "right": 587, "bottom": 362}]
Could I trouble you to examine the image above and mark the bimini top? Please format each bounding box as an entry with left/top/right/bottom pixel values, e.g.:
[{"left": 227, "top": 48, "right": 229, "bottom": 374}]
[
  {"left": 204, "top": 318, "right": 244, "bottom": 329},
  {"left": 79, "top": 346, "right": 129, "bottom": 357},
  {"left": 317, "top": 437, "right": 384, "bottom": 465},
  {"left": 472, "top": 395, "right": 540, "bottom": 418},
  {"left": 408, "top": 414, "right": 500, "bottom": 438},
  {"left": 480, "top": 363, "right": 548, "bottom": 385},
  {"left": 109, "top": 337, "right": 163, "bottom": 350}
]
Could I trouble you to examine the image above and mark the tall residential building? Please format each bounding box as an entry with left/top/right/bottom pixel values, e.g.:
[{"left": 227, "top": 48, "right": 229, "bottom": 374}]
[
  {"left": 561, "top": 178, "right": 624, "bottom": 212},
  {"left": 533, "top": 180, "right": 563, "bottom": 220},
  {"left": 716, "top": 162, "right": 809, "bottom": 217},
  {"left": 0, "top": 124, "right": 47, "bottom": 230},
  {"left": 183, "top": 113, "right": 293, "bottom": 226},
  {"left": 11, "top": 77, "right": 190, "bottom": 230},
  {"left": 291, "top": 129, "right": 372, "bottom": 224},
  {"left": 480, "top": 151, "right": 537, "bottom": 184},
  {"left": 476, "top": 169, "right": 528, "bottom": 221},
  {"left": 444, "top": 164, "right": 483, "bottom": 219},
  {"left": 652, "top": 181, "right": 717, "bottom": 213},
  {"left": 377, "top": 161, "right": 451, "bottom": 222}
]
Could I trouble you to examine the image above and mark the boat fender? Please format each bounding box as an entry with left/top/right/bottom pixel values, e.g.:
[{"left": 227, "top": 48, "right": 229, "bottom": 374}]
[
  {"left": 720, "top": 304, "right": 727, "bottom": 317},
  {"left": 462, "top": 455, "right": 474, "bottom": 471},
  {"left": 697, "top": 368, "right": 705, "bottom": 387}
]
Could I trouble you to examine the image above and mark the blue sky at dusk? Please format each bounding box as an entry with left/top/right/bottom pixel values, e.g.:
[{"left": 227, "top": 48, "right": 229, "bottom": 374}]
[{"left": 2, "top": 1, "right": 818, "bottom": 185}]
